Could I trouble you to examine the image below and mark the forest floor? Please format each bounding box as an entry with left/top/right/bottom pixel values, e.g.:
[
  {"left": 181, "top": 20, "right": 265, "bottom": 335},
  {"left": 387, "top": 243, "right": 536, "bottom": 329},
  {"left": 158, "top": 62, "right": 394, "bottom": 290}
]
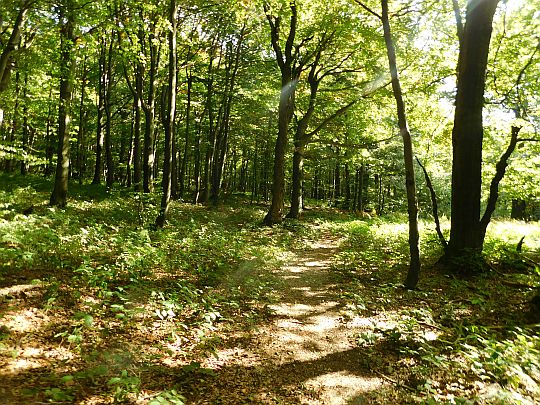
[
  {"left": 0, "top": 174, "right": 539, "bottom": 404},
  {"left": 186, "top": 230, "right": 385, "bottom": 404}
]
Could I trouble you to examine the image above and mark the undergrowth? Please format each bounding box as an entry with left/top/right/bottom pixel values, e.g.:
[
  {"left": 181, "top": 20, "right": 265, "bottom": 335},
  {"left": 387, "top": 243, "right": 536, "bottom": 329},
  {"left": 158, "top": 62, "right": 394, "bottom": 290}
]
[
  {"left": 0, "top": 174, "right": 303, "bottom": 403},
  {"left": 331, "top": 215, "right": 540, "bottom": 404}
]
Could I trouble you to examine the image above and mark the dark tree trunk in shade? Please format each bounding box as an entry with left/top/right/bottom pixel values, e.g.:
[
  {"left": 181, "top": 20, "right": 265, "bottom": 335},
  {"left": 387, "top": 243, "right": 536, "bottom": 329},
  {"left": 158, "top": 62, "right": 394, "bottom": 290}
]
[
  {"left": 446, "top": 0, "right": 500, "bottom": 258},
  {"left": 511, "top": 199, "right": 527, "bottom": 220}
]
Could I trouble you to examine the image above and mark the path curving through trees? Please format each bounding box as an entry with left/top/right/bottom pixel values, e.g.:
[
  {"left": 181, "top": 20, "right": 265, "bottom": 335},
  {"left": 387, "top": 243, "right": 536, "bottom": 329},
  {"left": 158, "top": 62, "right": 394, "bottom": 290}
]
[{"left": 188, "top": 232, "right": 383, "bottom": 404}]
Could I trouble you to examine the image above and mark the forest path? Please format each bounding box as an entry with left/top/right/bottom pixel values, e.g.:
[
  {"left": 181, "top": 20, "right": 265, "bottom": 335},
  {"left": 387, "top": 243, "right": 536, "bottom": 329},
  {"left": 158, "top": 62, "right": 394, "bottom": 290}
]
[{"left": 190, "top": 231, "right": 383, "bottom": 404}]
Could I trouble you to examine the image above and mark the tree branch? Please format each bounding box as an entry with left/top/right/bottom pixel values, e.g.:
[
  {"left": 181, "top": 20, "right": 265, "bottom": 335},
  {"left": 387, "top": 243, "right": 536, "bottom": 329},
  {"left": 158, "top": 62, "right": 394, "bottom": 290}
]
[
  {"left": 479, "top": 126, "right": 522, "bottom": 235},
  {"left": 416, "top": 157, "right": 448, "bottom": 251},
  {"left": 306, "top": 100, "right": 357, "bottom": 138},
  {"left": 352, "top": 0, "right": 382, "bottom": 20}
]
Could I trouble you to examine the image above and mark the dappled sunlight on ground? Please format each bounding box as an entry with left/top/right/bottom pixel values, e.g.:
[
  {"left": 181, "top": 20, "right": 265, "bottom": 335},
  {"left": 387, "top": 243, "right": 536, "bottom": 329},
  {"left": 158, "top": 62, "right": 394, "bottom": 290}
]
[{"left": 305, "top": 371, "right": 383, "bottom": 404}]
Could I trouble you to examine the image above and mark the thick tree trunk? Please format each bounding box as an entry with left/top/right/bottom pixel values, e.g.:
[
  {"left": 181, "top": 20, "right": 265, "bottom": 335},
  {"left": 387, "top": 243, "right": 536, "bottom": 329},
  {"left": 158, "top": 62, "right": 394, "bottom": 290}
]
[
  {"left": 263, "top": 3, "right": 299, "bottom": 225},
  {"left": 381, "top": 0, "right": 420, "bottom": 289},
  {"left": 50, "top": 3, "right": 75, "bottom": 207},
  {"left": 156, "top": 0, "right": 177, "bottom": 227},
  {"left": 447, "top": 0, "right": 500, "bottom": 257}
]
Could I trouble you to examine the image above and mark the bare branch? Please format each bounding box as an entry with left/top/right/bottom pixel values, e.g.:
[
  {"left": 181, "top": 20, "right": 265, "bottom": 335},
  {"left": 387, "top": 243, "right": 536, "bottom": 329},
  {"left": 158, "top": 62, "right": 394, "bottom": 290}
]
[{"left": 352, "top": 0, "right": 382, "bottom": 20}]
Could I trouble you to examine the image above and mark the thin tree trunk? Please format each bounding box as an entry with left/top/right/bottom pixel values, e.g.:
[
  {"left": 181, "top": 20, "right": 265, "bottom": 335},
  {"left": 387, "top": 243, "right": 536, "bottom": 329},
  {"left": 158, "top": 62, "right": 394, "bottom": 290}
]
[
  {"left": 104, "top": 35, "right": 114, "bottom": 188},
  {"left": 6, "top": 71, "right": 20, "bottom": 172},
  {"left": 75, "top": 58, "right": 87, "bottom": 183},
  {"left": 179, "top": 72, "right": 192, "bottom": 198},
  {"left": 92, "top": 39, "right": 106, "bottom": 185},
  {"left": 381, "top": 0, "right": 420, "bottom": 289},
  {"left": 142, "top": 32, "right": 159, "bottom": 193},
  {"left": 156, "top": 0, "right": 177, "bottom": 227},
  {"left": 21, "top": 73, "right": 29, "bottom": 175}
]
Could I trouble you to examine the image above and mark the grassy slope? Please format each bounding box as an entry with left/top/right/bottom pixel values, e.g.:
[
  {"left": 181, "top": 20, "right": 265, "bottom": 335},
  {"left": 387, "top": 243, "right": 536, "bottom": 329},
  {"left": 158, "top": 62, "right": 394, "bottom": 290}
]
[{"left": 0, "top": 174, "right": 539, "bottom": 404}]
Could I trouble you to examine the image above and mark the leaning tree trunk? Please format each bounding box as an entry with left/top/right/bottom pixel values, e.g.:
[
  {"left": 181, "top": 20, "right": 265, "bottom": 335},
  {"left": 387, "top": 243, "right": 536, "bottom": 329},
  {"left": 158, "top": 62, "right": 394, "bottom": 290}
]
[
  {"left": 381, "top": 0, "right": 420, "bottom": 289},
  {"left": 446, "top": 0, "right": 500, "bottom": 259},
  {"left": 50, "top": 2, "right": 75, "bottom": 207},
  {"left": 0, "top": 1, "right": 31, "bottom": 92}
]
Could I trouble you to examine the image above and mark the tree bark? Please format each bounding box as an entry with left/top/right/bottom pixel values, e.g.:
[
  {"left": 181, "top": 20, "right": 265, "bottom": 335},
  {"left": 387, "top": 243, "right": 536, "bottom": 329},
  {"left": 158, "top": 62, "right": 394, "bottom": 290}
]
[
  {"left": 447, "top": 0, "right": 500, "bottom": 257},
  {"left": 104, "top": 35, "right": 114, "bottom": 189},
  {"left": 92, "top": 38, "right": 106, "bottom": 185},
  {"left": 263, "top": 2, "right": 299, "bottom": 225},
  {"left": 75, "top": 60, "right": 87, "bottom": 183},
  {"left": 381, "top": 0, "right": 420, "bottom": 289},
  {"left": 0, "top": 1, "right": 32, "bottom": 92},
  {"left": 155, "top": 0, "right": 177, "bottom": 227},
  {"left": 50, "top": 2, "right": 75, "bottom": 207},
  {"left": 179, "top": 72, "right": 192, "bottom": 198},
  {"left": 142, "top": 30, "right": 159, "bottom": 193}
]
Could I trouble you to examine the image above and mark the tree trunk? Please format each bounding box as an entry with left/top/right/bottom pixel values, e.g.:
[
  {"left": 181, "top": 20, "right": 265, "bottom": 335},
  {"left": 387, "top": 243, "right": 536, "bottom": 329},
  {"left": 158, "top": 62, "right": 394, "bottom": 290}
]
[
  {"left": 0, "top": 1, "right": 31, "bottom": 92},
  {"left": 92, "top": 39, "right": 106, "bottom": 185},
  {"left": 5, "top": 70, "right": 20, "bottom": 172},
  {"left": 104, "top": 35, "right": 114, "bottom": 189},
  {"left": 155, "top": 0, "right": 177, "bottom": 227},
  {"left": 211, "top": 29, "right": 244, "bottom": 206},
  {"left": 21, "top": 73, "right": 29, "bottom": 175},
  {"left": 142, "top": 32, "right": 159, "bottom": 193},
  {"left": 263, "top": 3, "right": 299, "bottom": 225},
  {"left": 511, "top": 199, "right": 527, "bottom": 220},
  {"left": 45, "top": 86, "right": 54, "bottom": 176},
  {"left": 381, "top": 0, "right": 420, "bottom": 289},
  {"left": 50, "top": 2, "right": 75, "bottom": 207},
  {"left": 133, "top": 66, "right": 142, "bottom": 190},
  {"left": 179, "top": 72, "right": 192, "bottom": 198},
  {"left": 287, "top": 146, "right": 304, "bottom": 218},
  {"left": 447, "top": 0, "right": 500, "bottom": 258},
  {"left": 75, "top": 59, "right": 87, "bottom": 183}
]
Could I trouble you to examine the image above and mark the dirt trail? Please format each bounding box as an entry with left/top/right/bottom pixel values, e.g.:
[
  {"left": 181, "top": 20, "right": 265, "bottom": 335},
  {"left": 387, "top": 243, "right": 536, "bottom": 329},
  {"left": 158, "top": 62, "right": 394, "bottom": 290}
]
[{"left": 192, "top": 233, "right": 383, "bottom": 404}]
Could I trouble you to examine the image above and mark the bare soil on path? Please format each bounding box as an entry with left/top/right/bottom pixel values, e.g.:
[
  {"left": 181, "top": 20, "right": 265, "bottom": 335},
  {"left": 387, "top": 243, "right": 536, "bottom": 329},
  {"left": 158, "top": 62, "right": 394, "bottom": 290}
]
[{"left": 188, "top": 233, "right": 384, "bottom": 404}]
